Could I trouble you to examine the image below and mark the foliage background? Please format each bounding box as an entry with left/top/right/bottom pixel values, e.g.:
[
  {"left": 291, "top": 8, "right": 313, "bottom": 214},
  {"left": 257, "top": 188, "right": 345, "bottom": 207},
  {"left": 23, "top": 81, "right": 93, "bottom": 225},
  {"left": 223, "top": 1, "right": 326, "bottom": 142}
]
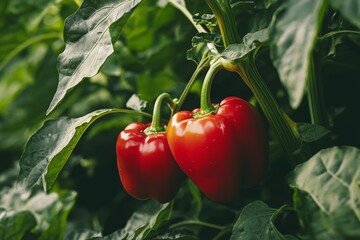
[{"left": 0, "top": 0, "right": 360, "bottom": 239}]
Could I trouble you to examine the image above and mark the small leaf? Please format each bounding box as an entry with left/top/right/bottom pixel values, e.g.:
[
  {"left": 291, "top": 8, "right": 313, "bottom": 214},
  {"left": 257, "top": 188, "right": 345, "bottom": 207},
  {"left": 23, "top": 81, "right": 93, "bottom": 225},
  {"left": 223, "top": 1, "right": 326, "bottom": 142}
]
[
  {"left": 186, "top": 42, "right": 210, "bottom": 65},
  {"left": 47, "top": 0, "right": 142, "bottom": 114},
  {"left": 329, "top": 0, "right": 360, "bottom": 29},
  {"left": 221, "top": 44, "right": 252, "bottom": 62},
  {"left": 126, "top": 94, "right": 147, "bottom": 111},
  {"left": 230, "top": 201, "right": 297, "bottom": 240},
  {"left": 288, "top": 146, "right": 360, "bottom": 239},
  {"left": 193, "top": 13, "right": 217, "bottom": 30},
  {"left": 0, "top": 210, "right": 36, "bottom": 240},
  {"left": 243, "top": 28, "right": 269, "bottom": 49},
  {"left": 296, "top": 122, "right": 330, "bottom": 142},
  {"left": 91, "top": 201, "right": 173, "bottom": 239},
  {"left": 270, "top": 0, "right": 327, "bottom": 109},
  {"left": 17, "top": 109, "right": 148, "bottom": 191},
  {"left": 221, "top": 28, "right": 269, "bottom": 62},
  {"left": 192, "top": 33, "right": 222, "bottom": 46}
]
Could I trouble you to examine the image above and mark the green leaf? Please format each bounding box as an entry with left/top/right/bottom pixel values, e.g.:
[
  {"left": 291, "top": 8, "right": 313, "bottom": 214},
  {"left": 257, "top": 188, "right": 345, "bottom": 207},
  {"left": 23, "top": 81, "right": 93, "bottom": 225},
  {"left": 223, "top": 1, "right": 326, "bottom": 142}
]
[
  {"left": 221, "top": 44, "right": 252, "bottom": 62},
  {"left": 17, "top": 109, "right": 149, "bottom": 191},
  {"left": 221, "top": 28, "right": 269, "bottom": 61},
  {"left": 92, "top": 201, "right": 173, "bottom": 239},
  {"left": 26, "top": 191, "right": 77, "bottom": 240},
  {"left": 192, "top": 33, "right": 222, "bottom": 46},
  {"left": 329, "top": 0, "right": 360, "bottom": 29},
  {"left": 193, "top": 13, "right": 217, "bottom": 30},
  {"left": 296, "top": 122, "right": 330, "bottom": 143},
  {"left": 270, "top": 0, "right": 327, "bottom": 109},
  {"left": 151, "top": 229, "right": 198, "bottom": 240},
  {"left": 230, "top": 201, "right": 297, "bottom": 240},
  {"left": 186, "top": 41, "right": 210, "bottom": 65},
  {"left": 0, "top": 209, "right": 36, "bottom": 240},
  {"left": 47, "top": 0, "right": 142, "bottom": 114},
  {"left": 288, "top": 146, "right": 360, "bottom": 239},
  {"left": 0, "top": 186, "right": 76, "bottom": 240}
]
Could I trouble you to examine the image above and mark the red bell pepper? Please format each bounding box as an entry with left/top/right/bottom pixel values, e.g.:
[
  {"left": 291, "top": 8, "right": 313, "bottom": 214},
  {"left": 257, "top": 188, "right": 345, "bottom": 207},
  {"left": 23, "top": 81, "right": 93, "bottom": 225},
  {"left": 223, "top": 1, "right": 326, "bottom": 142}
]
[
  {"left": 167, "top": 96, "right": 268, "bottom": 202},
  {"left": 116, "top": 122, "right": 184, "bottom": 203}
]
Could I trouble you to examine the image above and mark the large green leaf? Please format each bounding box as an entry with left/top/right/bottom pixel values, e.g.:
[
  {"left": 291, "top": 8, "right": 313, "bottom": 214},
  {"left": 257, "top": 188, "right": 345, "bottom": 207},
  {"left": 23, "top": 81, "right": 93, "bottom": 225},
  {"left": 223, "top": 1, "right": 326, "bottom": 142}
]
[
  {"left": 47, "top": 0, "right": 142, "bottom": 114},
  {"left": 91, "top": 201, "right": 173, "bottom": 240},
  {"left": 0, "top": 209, "right": 36, "bottom": 240},
  {"left": 230, "top": 201, "right": 297, "bottom": 240},
  {"left": 0, "top": 186, "right": 76, "bottom": 240},
  {"left": 27, "top": 191, "right": 77, "bottom": 240},
  {"left": 270, "top": 0, "right": 327, "bottom": 109},
  {"left": 288, "top": 146, "right": 360, "bottom": 239},
  {"left": 17, "top": 109, "right": 149, "bottom": 191},
  {"left": 329, "top": 0, "right": 360, "bottom": 29}
]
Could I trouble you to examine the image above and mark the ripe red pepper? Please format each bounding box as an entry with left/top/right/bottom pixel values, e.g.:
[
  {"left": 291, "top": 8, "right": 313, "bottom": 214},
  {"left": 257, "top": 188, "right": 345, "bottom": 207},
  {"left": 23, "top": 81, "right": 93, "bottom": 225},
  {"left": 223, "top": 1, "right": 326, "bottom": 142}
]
[
  {"left": 116, "top": 122, "right": 184, "bottom": 203},
  {"left": 167, "top": 96, "right": 268, "bottom": 202}
]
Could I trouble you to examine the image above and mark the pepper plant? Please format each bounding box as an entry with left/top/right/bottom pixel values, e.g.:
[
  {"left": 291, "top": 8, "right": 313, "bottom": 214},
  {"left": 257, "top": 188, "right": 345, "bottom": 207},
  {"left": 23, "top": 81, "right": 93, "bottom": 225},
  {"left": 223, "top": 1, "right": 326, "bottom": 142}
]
[{"left": 0, "top": 0, "right": 360, "bottom": 239}]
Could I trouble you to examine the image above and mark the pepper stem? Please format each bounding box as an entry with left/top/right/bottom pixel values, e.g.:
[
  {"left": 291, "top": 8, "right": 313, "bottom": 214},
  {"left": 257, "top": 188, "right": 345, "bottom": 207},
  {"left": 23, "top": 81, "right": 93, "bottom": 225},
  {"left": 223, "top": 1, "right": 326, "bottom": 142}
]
[
  {"left": 145, "top": 93, "right": 174, "bottom": 134},
  {"left": 199, "top": 58, "right": 223, "bottom": 115}
]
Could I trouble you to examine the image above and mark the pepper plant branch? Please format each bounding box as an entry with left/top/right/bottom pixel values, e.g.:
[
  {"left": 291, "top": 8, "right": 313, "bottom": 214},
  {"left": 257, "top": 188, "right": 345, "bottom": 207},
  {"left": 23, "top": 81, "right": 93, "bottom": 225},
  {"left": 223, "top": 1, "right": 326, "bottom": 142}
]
[
  {"left": 204, "top": 0, "right": 308, "bottom": 162},
  {"left": 0, "top": 32, "right": 61, "bottom": 71},
  {"left": 307, "top": 51, "right": 330, "bottom": 128},
  {"left": 170, "top": 220, "right": 226, "bottom": 230},
  {"left": 319, "top": 30, "right": 360, "bottom": 40},
  {"left": 173, "top": 57, "right": 211, "bottom": 114},
  {"left": 168, "top": 0, "right": 207, "bottom": 34},
  {"left": 212, "top": 226, "right": 233, "bottom": 240},
  {"left": 168, "top": 0, "right": 218, "bottom": 54},
  {"left": 204, "top": 0, "right": 241, "bottom": 47},
  {"left": 221, "top": 54, "right": 308, "bottom": 163}
]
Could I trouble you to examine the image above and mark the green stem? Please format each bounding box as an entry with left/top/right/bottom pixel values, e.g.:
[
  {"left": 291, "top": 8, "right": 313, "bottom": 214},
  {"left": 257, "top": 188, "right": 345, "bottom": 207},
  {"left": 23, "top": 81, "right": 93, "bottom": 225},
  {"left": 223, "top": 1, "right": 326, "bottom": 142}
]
[
  {"left": 271, "top": 205, "right": 294, "bottom": 223},
  {"left": 200, "top": 58, "right": 223, "bottom": 115},
  {"left": 307, "top": 51, "right": 329, "bottom": 128},
  {"left": 170, "top": 220, "right": 225, "bottom": 230},
  {"left": 204, "top": 0, "right": 241, "bottom": 47},
  {"left": 173, "top": 57, "right": 211, "bottom": 114},
  {"left": 0, "top": 32, "right": 61, "bottom": 71},
  {"left": 168, "top": 0, "right": 207, "bottom": 34},
  {"left": 73, "top": 0, "right": 82, "bottom": 7},
  {"left": 212, "top": 225, "right": 232, "bottom": 240},
  {"left": 146, "top": 93, "right": 174, "bottom": 133},
  {"left": 319, "top": 30, "right": 360, "bottom": 40},
  {"left": 222, "top": 54, "right": 308, "bottom": 163},
  {"left": 169, "top": 0, "right": 218, "bottom": 54}
]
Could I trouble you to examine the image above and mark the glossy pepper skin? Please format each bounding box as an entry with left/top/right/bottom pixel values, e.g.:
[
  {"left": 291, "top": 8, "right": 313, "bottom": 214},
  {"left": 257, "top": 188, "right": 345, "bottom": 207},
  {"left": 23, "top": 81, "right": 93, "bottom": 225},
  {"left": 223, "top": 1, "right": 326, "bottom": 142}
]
[
  {"left": 167, "top": 96, "right": 268, "bottom": 202},
  {"left": 116, "top": 122, "right": 184, "bottom": 203}
]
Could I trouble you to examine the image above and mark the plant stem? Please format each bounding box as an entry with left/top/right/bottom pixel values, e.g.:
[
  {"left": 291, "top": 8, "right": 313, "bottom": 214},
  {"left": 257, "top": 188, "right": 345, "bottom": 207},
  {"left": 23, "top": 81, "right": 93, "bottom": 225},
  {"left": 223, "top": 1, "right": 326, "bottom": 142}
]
[
  {"left": 199, "top": 58, "right": 223, "bottom": 115},
  {"left": 222, "top": 54, "right": 308, "bottom": 163},
  {"left": 173, "top": 57, "right": 210, "bottom": 114},
  {"left": 307, "top": 51, "right": 330, "bottom": 128},
  {"left": 168, "top": 0, "right": 207, "bottom": 34},
  {"left": 204, "top": 0, "right": 241, "bottom": 47},
  {"left": 319, "top": 30, "right": 360, "bottom": 40},
  {"left": 212, "top": 225, "right": 232, "bottom": 240},
  {"left": 146, "top": 93, "right": 174, "bottom": 133},
  {"left": 170, "top": 220, "right": 225, "bottom": 230},
  {"left": 169, "top": 0, "right": 218, "bottom": 54},
  {"left": 0, "top": 32, "right": 61, "bottom": 71}
]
